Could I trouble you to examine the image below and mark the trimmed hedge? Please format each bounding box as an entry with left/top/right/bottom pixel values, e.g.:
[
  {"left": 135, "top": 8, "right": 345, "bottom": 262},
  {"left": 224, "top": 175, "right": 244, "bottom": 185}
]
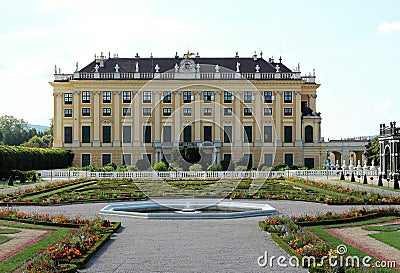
[{"left": 0, "top": 146, "right": 73, "bottom": 175}]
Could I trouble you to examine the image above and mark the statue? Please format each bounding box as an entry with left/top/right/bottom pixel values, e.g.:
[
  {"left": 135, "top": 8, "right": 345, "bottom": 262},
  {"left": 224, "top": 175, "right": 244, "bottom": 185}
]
[
  {"left": 94, "top": 64, "right": 99, "bottom": 73},
  {"left": 275, "top": 64, "right": 280, "bottom": 73},
  {"left": 135, "top": 62, "right": 139, "bottom": 73},
  {"left": 75, "top": 62, "right": 79, "bottom": 72},
  {"left": 236, "top": 62, "right": 240, "bottom": 73},
  {"left": 174, "top": 63, "right": 179, "bottom": 73},
  {"left": 215, "top": 64, "right": 220, "bottom": 73},
  {"left": 196, "top": 63, "right": 200, "bottom": 72},
  {"left": 54, "top": 65, "right": 57, "bottom": 74},
  {"left": 255, "top": 64, "right": 260, "bottom": 72},
  {"left": 114, "top": 64, "right": 120, "bottom": 73},
  {"left": 155, "top": 64, "right": 160, "bottom": 73}
]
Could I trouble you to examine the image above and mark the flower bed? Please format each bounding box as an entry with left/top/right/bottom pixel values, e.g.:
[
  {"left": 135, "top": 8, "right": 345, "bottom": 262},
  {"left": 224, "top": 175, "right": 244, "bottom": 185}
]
[
  {"left": 259, "top": 208, "right": 400, "bottom": 272},
  {"left": 0, "top": 208, "right": 120, "bottom": 272}
]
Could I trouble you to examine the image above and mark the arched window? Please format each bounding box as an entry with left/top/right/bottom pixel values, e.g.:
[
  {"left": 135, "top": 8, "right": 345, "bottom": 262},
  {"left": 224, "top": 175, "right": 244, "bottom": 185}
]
[{"left": 305, "top": 125, "right": 313, "bottom": 143}]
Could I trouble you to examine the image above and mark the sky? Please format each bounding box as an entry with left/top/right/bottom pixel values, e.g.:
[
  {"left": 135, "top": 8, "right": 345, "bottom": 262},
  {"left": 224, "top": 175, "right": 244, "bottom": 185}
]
[{"left": 0, "top": 0, "right": 399, "bottom": 139}]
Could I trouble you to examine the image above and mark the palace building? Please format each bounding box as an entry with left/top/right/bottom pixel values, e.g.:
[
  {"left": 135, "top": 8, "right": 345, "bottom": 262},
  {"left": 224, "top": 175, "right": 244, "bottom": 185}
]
[{"left": 50, "top": 52, "right": 323, "bottom": 168}]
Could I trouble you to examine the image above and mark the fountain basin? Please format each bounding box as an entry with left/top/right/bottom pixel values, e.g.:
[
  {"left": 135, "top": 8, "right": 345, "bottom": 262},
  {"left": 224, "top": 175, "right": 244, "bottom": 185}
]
[{"left": 99, "top": 201, "right": 277, "bottom": 219}]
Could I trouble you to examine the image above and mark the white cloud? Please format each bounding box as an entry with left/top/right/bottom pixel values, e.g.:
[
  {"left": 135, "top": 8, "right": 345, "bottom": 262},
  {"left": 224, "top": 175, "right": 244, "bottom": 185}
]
[
  {"left": 377, "top": 21, "right": 400, "bottom": 34},
  {"left": 374, "top": 100, "right": 392, "bottom": 111}
]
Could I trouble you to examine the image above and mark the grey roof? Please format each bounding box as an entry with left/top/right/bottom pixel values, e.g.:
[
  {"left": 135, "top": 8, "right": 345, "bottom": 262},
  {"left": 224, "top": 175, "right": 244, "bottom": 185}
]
[{"left": 79, "top": 56, "right": 292, "bottom": 74}]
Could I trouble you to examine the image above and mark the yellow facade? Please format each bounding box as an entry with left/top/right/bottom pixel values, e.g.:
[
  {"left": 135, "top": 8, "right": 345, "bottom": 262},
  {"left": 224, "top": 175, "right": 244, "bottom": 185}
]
[{"left": 51, "top": 54, "right": 323, "bottom": 168}]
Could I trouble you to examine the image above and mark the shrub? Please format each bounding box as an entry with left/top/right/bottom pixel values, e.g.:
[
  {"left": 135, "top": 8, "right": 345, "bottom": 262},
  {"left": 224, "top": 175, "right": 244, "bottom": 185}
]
[
  {"left": 168, "top": 162, "right": 183, "bottom": 171},
  {"left": 272, "top": 163, "right": 290, "bottom": 171},
  {"left": 378, "top": 174, "right": 383, "bottom": 186},
  {"left": 394, "top": 175, "right": 399, "bottom": 190},
  {"left": 7, "top": 175, "right": 14, "bottom": 186},
  {"left": 340, "top": 171, "right": 345, "bottom": 180},
  {"left": 220, "top": 159, "right": 234, "bottom": 171},
  {"left": 350, "top": 172, "right": 356, "bottom": 182},
  {"left": 235, "top": 165, "right": 248, "bottom": 171},
  {"left": 207, "top": 164, "right": 222, "bottom": 171},
  {"left": 189, "top": 164, "right": 203, "bottom": 172},
  {"left": 127, "top": 165, "right": 138, "bottom": 171},
  {"left": 153, "top": 162, "right": 168, "bottom": 172},
  {"left": 363, "top": 174, "right": 368, "bottom": 184}
]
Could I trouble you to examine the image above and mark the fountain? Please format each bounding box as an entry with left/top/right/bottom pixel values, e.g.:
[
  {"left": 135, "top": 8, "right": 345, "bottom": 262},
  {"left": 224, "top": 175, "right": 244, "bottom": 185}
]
[{"left": 99, "top": 200, "right": 277, "bottom": 219}]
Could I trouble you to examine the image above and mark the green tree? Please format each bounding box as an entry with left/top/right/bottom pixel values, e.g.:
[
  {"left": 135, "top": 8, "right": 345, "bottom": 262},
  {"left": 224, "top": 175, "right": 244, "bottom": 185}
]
[
  {"left": 365, "top": 137, "right": 380, "bottom": 166},
  {"left": 0, "top": 115, "right": 35, "bottom": 146}
]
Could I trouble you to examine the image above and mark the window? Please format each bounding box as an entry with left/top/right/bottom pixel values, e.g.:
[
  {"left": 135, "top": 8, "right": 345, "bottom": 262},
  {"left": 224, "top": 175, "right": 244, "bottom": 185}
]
[
  {"left": 103, "top": 108, "right": 111, "bottom": 116},
  {"left": 143, "top": 125, "right": 151, "bottom": 143},
  {"left": 183, "top": 108, "right": 192, "bottom": 116},
  {"left": 122, "top": 154, "right": 132, "bottom": 166},
  {"left": 203, "top": 108, "right": 212, "bottom": 116},
  {"left": 224, "top": 126, "right": 232, "bottom": 143},
  {"left": 264, "top": 154, "right": 273, "bottom": 166},
  {"left": 304, "top": 158, "right": 314, "bottom": 169},
  {"left": 264, "top": 126, "right": 272, "bottom": 142},
  {"left": 82, "top": 91, "right": 90, "bottom": 103},
  {"left": 264, "top": 108, "right": 273, "bottom": 116},
  {"left": 143, "top": 108, "right": 151, "bottom": 116},
  {"left": 183, "top": 126, "right": 192, "bottom": 143},
  {"left": 284, "top": 108, "right": 293, "bottom": 116},
  {"left": 305, "top": 125, "right": 314, "bottom": 143},
  {"left": 244, "top": 154, "right": 253, "bottom": 169},
  {"left": 223, "top": 154, "right": 232, "bottom": 162},
  {"left": 163, "top": 91, "right": 171, "bottom": 103},
  {"left": 203, "top": 91, "right": 212, "bottom": 102},
  {"left": 82, "top": 154, "right": 90, "bottom": 167},
  {"left": 264, "top": 91, "right": 273, "bottom": 103},
  {"left": 285, "top": 154, "right": 294, "bottom": 167},
  {"left": 224, "top": 91, "right": 233, "bottom": 103},
  {"left": 284, "top": 126, "right": 292, "bottom": 143},
  {"left": 163, "top": 126, "right": 172, "bottom": 143},
  {"left": 103, "top": 91, "right": 111, "bottom": 103},
  {"left": 123, "top": 126, "right": 131, "bottom": 143},
  {"left": 284, "top": 91, "right": 292, "bottom": 103},
  {"left": 64, "top": 127, "right": 72, "bottom": 143},
  {"left": 64, "top": 93, "right": 72, "bottom": 104},
  {"left": 183, "top": 91, "right": 192, "bottom": 103},
  {"left": 143, "top": 154, "right": 152, "bottom": 165},
  {"left": 224, "top": 108, "right": 232, "bottom": 116},
  {"left": 102, "top": 154, "right": 111, "bottom": 166},
  {"left": 244, "top": 108, "right": 252, "bottom": 116},
  {"left": 204, "top": 126, "right": 212, "bottom": 142},
  {"left": 82, "top": 108, "right": 90, "bottom": 116},
  {"left": 103, "top": 126, "right": 111, "bottom": 143},
  {"left": 301, "top": 101, "right": 308, "bottom": 112},
  {"left": 82, "top": 126, "right": 90, "bottom": 143},
  {"left": 163, "top": 108, "right": 172, "bottom": 116},
  {"left": 64, "top": 109, "right": 72, "bottom": 117},
  {"left": 244, "top": 126, "right": 252, "bottom": 143},
  {"left": 244, "top": 91, "right": 252, "bottom": 103},
  {"left": 143, "top": 91, "right": 151, "bottom": 103},
  {"left": 123, "top": 91, "right": 131, "bottom": 103},
  {"left": 123, "top": 108, "right": 131, "bottom": 116}
]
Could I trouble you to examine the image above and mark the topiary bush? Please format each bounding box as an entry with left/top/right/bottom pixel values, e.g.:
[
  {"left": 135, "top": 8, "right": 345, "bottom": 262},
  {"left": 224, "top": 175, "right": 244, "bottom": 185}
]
[
  {"left": 363, "top": 174, "right": 368, "bottom": 184},
  {"left": 7, "top": 175, "right": 14, "bottom": 186},
  {"left": 189, "top": 164, "right": 203, "bottom": 172},
  {"left": 340, "top": 171, "right": 345, "bottom": 180},
  {"left": 378, "top": 174, "right": 383, "bottom": 186},
  {"left": 136, "top": 159, "right": 151, "bottom": 171},
  {"left": 153, "top": 162, "right": 168, "bottom": 172},
  {"left": 207, "top": 164, "right": 222, "bottom": 171},
  {"left": 350, "top": 172, "right": 356, "bottom": 182},
  {"left": 234, "top": 165, "right": 248, "bottom": 171}
]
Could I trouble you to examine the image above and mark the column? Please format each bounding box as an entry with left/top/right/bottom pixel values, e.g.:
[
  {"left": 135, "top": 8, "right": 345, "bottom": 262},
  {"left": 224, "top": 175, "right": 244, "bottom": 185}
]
[
  {"left": 295, "top": 91, "right": 302, "bottom": 146},
  {"left": 194, "top": 91, "right": 201, "bottom": 145},
  {"left": 133, "top": 91, "right": 140, "bottom": 146},
  {"left": 54, "top": 93, "right": 63, "bottom": 147},
  {"left": 93, "top": 91, "right": 101, "bottom": 146},
  {"left": 73, "top": 91, "right": 80, "bottom": 146},
  {"left": 214, "top": 91, "right": 221, "bottom": 142},
  {"left": 154, "top": 91, "right": 161, "bottom": 141},
  {"left": 173, "top": 90, "right": 181, "bottom": 147},
  {"left": 274, "top": 91, "right": 282, "bottom": 145},
  {"left": 308, "top": 94, "right": 317, "bottom": 113},
  {"left": 254, "top": 90, "right": 262, "bottom": 146},
  {"left": 113, "top": 91, "right": 121, "bottom": 146},
  {"left": 234, "top": 91, "right": 242, "bottom": 146}
]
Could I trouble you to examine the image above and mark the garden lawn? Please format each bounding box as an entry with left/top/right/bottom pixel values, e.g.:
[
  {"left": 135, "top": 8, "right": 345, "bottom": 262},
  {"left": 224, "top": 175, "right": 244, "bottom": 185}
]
[{"left": 369, "top": 231, "right": 400, "bottom": 250}]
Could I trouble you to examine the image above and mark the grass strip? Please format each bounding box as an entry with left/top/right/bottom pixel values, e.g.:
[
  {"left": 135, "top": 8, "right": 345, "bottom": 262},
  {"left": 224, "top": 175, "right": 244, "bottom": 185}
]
[
  {"left": 0, "top": 235, "right": 12, "bottom": 245},
  {"left": 368, "top": 232, "right": 400, "bottom": 250},
  {"left": 0, "top": 227, "right": 70, "bottom": 273}
]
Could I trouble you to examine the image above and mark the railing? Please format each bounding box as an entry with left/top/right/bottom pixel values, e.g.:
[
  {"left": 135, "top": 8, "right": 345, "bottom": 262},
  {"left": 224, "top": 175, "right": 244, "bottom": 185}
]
[
  {"left": 38, "top": 169, "right": 379, "bottom": 179},
  {"left": 55, "top": 72, "right": 307, "bottom": 81}
]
